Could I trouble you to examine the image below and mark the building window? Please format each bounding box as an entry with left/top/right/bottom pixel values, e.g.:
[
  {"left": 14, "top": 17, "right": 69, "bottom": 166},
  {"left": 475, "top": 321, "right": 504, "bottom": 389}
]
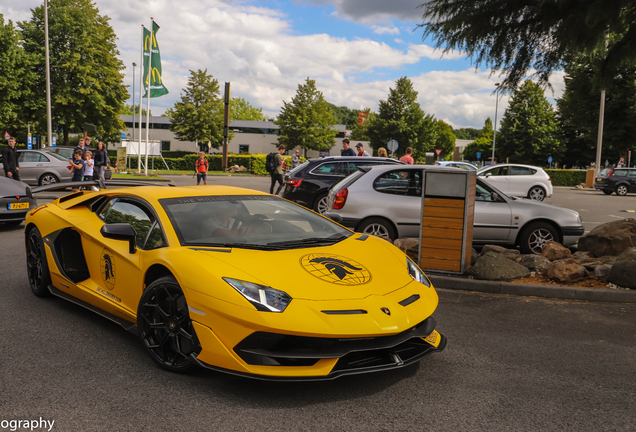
[
  {"left": 161, "top": 141, "right": 170, "bottom": 151},
  {"left": 238, "top": 145, "right": 249, "bottom": 154}
]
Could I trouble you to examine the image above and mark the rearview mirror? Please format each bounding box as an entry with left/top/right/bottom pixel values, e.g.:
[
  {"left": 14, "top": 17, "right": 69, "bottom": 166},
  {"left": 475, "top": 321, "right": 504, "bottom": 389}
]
[{"left": 100, "top": 223, "right": 137, "bottom": 254}]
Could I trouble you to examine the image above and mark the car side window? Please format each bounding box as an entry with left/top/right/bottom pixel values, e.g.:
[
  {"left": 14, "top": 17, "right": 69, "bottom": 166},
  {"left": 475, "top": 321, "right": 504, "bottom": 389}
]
[
  {"left": 100, "top": 199, "right": 165, "bottom": 250},
  {"left": 510, "top": 166, "right": 533, "bottom": 175},
  {"left": 311, "top": 162, "right": 345, "bottom": 176},
  {"left": 629, "top": 170, "right": 636, "bottom": 178},
  {"left": 374, "top": 170, "right": 421, "bottom": 196},
  {"left": 20, "top": 152, "right": 42, "bottom": 163},
  {"left": 613, "top": 169, "right": 628, "bottom": 177},
  {"left": 475, "top": 183, "right": 501, "bottom": 202},
  {"left": 478, "top": 167, "right": 498, "bottom": 176}
]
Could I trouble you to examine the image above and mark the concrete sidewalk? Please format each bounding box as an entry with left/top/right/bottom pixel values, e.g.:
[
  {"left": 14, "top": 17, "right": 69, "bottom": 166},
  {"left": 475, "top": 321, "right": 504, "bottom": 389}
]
[{"left": 429, "top": 274, "right": 636, "bottom": 303}]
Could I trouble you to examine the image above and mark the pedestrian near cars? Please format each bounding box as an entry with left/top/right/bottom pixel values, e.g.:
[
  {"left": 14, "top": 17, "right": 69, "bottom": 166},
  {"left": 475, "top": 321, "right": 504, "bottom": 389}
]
[
  {"left": 292, "top": 149, "right": 301, "bottom": 168},
  {"left": 93, "top": 141, "right": 109, "bottom": 182},
  {"left": 270, "top": 145, "right": 286, "bottom": 195},
  {"left": 399, "top": 147, "right": 414, "bottom": 164},
  {"left": 195, "top": 151, "right": 208, "bottom": 185},
  {"left": 2, "top": 137, "right": 20, "bottom": 181},
  {"left": 69, "top": 149, "right": 86, "bottom": 192},
  {"left": 76, "top": 138, "right": 88, "bottom": 157},
  {"left": 378, "top": 147, "right": 388, "bottom": 158},
  {"left": 355, "top": 143, "right": 370, "bottom": 156},
  {"left": 341, "top": 139, "right": 356, "bottom": 156},
  {"left": 85, "top": 136, "right": 93, "bottom": 151},
  {"left": 617, "top": 157, "right": 626, "bottom": 168},
  {"left": 83, "top": 151, "right": 94, "bottom": 185}
]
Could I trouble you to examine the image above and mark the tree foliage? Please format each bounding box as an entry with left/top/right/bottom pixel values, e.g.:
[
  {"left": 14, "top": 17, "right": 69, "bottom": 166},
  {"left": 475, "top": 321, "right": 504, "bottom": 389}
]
[
  {"left": 434, "top": 119, "right": 457, "bottom": 160},
  {"left": 496, "top": 80, "right": 563, "bottom": 165},
  {"left": 120, "top": 104, "right": 151, "bottom": 116},
  {"left": 418, "top": 0, "right": 636, "bottom": 91},
  {"left": 0, "top": 16, "right": 38, "bottom": 138},
  {"left": 230, "top": 97, "right": 264, "bottom": 121},
  {"left": 557, "top": 58, "right": 636, "bottom": 167},
  {"left": 462, "top": 118, "right": 494, "bottom": 162},
  {"left": 366, "top": 77, "right": 436, "bottom": 159},
  {"left": 351, "top": 107, "right": 372, "bottom": 141},
  {"left": 275, "top": 78, "right": 337, "bottom": 152},
  {"left": 452, "top": 127, "right": 480, "bottom": 140},
  {"left": 327, "top": 103, "right": 359, "bottom": 129},
  {"left": 19, "top": 0, "right": 128, "bottom": 145},
  {"left": 166, "top": 69, "right": 224, "bottom": 151}
]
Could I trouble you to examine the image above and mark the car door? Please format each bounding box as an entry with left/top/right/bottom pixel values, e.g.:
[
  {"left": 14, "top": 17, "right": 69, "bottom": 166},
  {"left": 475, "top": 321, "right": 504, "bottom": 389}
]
[
  {"left": 372, "top": 168, "right": 423, "bottom": 237},
  {"left": 17, "top": 151, "right": 44, "bottom": 184},
  {"left": 473, "top": 181, "right": 512, "bottom": 242},
  {"left": 78, "top": 197, "right": 167, "bottom": 316},
  {"left": 507, "top": 166, "right": 536, "bottom": 197},
  {"left": 478, "top": 166, "right": 510, "bottom": 194}
]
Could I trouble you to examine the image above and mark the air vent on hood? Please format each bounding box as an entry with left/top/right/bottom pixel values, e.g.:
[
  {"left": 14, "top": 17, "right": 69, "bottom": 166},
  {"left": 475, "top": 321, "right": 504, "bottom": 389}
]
[
  {"left": 355, "top": 235, "right": 369, "bottom": 241},
  {"left": 398, "top": 294, "right": 420, "bottom": 307},
  {"left": 321, "top": 310, "right": 367, "bottom": 315}
]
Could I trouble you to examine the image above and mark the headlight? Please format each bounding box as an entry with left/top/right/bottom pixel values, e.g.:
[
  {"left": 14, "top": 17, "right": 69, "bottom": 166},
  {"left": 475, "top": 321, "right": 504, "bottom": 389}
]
[
  {"left": 577, "top": 214, "right": 582, "bottom": 224},
  {"left": 223, "top": 278, "right": 292, "bottom": 312},
  {"left": 407, "top": 258, "right": 431, "bottom": 287}
]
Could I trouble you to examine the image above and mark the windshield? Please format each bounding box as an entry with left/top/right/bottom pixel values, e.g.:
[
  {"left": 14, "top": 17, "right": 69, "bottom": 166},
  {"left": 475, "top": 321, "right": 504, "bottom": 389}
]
[{"left": 161, "top": 195, "right": 352, "bottom": 250}]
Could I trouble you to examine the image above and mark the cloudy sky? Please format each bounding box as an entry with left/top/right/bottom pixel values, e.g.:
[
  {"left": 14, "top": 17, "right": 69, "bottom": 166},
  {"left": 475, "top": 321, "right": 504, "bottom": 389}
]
[{"left": 2, "top": 0, "right": 565, "bottom": 129}]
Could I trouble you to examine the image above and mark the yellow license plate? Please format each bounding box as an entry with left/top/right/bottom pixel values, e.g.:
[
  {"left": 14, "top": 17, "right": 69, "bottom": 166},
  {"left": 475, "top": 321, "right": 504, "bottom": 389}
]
[
  {"left": 422, "top": 330, "right": 441, "bottom": 348},
  {"left": 596, "top": 178, "right": 602, "bottom": 182},
  {"left": 8, "top": 202, "right": 29, "bottom": 210}
]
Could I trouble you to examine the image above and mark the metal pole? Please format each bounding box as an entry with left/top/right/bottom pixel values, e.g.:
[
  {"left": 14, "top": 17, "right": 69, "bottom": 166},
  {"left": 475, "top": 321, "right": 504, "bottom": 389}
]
[
  {"left": 595, "top": 89, "right": 606, "bottom": 175},
  {"left": 44, "top": 0, "right": 52, "bottom": 148},
  {"left": 223, "top": 82, "right": 230, "bottom": 170},
  {"left": 138, "top": 25, "right": 144, "bottom": 172},
  {"left": 145, "top": 19, "right": 153, "bottom": 176},
  {"left": 491, "top": 83, "right": 500, "bottom": 166},
  {"left": 132, "top": 62, "right": 136, "bottom": 140}
]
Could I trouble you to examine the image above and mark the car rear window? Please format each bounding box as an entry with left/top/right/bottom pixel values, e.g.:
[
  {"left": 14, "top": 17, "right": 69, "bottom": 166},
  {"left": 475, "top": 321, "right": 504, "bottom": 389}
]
[{"left": 599, "top": 168, "right": 613, "bottom": 176}]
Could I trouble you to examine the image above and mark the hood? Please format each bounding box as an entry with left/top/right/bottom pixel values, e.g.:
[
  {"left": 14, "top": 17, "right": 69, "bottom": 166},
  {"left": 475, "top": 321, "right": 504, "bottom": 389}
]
[
  {"left": 508, "top": 197, "right": 580, "bottom": 218},
  {"left": 0, "top": 177, "right": 29, "bottom": 196},
  {"left": 193, "top": 235, "right": 413, "bottom": 301}
]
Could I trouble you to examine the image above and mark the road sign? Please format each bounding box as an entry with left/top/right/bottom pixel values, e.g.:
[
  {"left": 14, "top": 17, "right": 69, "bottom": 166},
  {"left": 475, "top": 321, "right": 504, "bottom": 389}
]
[
  {"left": 476, "top": 152, "right": 481, "bottom": 159},
  {"left": 387, "top": 140, "right": 398, "bottom": 152},
  {"left": 434, "top": 148, "right": 443, "bottom": 157},
  {"left": 52, "top": 136, "right": 57, "bottom": 147},
  {"left": 3, "top": 131, "right": 9, "bottom": 139},
  {"left": 121, "top": 133, "right": 126, "bottom": 140},
  {"left": 548, "top": 156, "right": 553, "bottom": 163},
  {"left": 27, "top": 133, "right": 32, "bottom": 149}
]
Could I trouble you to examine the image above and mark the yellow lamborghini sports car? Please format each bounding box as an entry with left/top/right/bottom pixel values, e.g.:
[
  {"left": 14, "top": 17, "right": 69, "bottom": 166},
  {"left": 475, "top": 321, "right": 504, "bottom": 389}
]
[{"left": 25, "top": 183, "right": 446, "bottom": 380}]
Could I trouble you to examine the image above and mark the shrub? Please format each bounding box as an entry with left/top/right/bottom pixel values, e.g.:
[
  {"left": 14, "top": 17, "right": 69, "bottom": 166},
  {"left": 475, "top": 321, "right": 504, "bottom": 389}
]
[{"left": 545, "top": 169, "right": 587, "bottom": 186}]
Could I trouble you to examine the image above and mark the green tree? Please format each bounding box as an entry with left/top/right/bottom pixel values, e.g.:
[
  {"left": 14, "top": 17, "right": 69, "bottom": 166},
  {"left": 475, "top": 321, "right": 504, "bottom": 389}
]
[
  {"left": 120, "top": 104, "right": 151, "bottom": 116},
  {"left": 230, "top": 97, "right": 264, "bottom": 121},
  {"left": 351, "top": 108, "right": 373, "bottom": 141},
  {"left": 557, "top": 58, "right": 636, "bottom": 168},
  {"left": 496, "top": 80, "right": 562, "bottom": 165},
  {"left": 166, "top": 69, "right": 224, "bottom": 152},
  {"left": 327, "top": 103, "right": 359, "bottom": 129},
  {"left": 0, "top": 16, "right": 38, "bottom": 138},
  {"left": 19, "top": 0, "right": 128, "bottom": 145},
  {"left": 462, "top": 118, "right": 494, "bottom": 162},
  {"left": 418, "top": 1, "right": 636, "bottom": 91},
  {"left": 275, "top": 78, "right": 337, "bottom": 152},
  {"left": 452, "top": 127, "right": 480, "bottom": 140},
  {"left": 434, "top": 119, "right": 457, "bottom": 160},
  {"left": 366, "top": 77, "right": 436, "bottom": 159}
]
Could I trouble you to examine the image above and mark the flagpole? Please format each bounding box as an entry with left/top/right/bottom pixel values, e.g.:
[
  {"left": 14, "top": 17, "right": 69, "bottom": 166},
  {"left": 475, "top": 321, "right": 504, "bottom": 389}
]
[
  {"left": 138, "top": 24, "right": 144, "bottom": 173},
  {"left": 145, "top": 19, "right": 153, "bottom": 176}
]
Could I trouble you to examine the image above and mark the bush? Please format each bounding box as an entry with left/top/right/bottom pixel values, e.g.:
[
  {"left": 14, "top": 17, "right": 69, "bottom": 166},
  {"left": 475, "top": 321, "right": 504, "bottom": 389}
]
[{"left": 545, "top": 169, "right": 587, "bottom": 186}]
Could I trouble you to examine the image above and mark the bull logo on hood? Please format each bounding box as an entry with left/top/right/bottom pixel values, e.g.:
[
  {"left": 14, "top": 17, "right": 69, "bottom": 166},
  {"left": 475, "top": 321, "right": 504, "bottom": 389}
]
[{"left": 300, "top": 253, "right": 371, "bottom": 285}]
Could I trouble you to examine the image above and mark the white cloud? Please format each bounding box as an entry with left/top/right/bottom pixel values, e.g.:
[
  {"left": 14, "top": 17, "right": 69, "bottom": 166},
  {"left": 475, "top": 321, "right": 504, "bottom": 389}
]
[{"left": 373, "top": 26, "right": 400, "bottom": 35}]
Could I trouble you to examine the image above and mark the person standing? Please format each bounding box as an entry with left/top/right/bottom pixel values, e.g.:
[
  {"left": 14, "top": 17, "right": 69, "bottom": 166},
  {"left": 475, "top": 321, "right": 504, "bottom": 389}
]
[
  {"left": 84, "top": 136, "right": 94, "bottom": 151},
  {"left": 69, "top": 149, "right": 86, "bottom": 192},
  {"left": 355, "top": 143, "right": 370, "bottom": 156},
  {"left": 399, "top": 147, "right": 415, "bottom": 164},
  {"left": 617, "top": 157, "right": 626, "bottom": 168},
  {"left": 291, "top": 149, "right": 301, "bottom": 168},
  {"left": 341, "top": 139, "right": 355, "bottom": 156},
  {"left": 195, "top": 152, "right": 208, "bottom": 185},
  {"left": 378, "top": 147, "right": 388, "bottom": 158},
  {"left": 93, "top": 141, "right": 109, "bottom": 182},
  {"left": 270, "top": 145, "right": 286, "bottom": 195},
  {"left": 83, "top": 151, "right": 94, "bottom": 189},
  {"left": 2, "top": 137, "right": 20, "bottom": 181},
  {"left": 76, "top": 138, "right": 88, "bottom": 158}
]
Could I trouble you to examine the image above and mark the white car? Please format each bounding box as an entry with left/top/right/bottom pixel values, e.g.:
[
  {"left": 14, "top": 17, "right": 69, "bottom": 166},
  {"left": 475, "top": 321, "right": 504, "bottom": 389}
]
[
  {"left": 476, "top": 163, "right": 553, "bottom": 201},
  {"left": 434, "top": 161, "right": 477, "bottom": 170},
  {"left": 326, "top": 165, "right": 583, "bottom": 254}
]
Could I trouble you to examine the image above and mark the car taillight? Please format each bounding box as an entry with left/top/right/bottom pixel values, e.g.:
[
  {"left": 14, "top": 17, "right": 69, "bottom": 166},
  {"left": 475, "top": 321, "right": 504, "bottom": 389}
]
[
  {"left": 285, "top": 178, "right": 302, "bottom": 187},
  {"left": 332, "top": 188, "right": 348, "bottom": 210},
  {"left": 67, "top": 165, "right": 72, "bottom": 170},
  {"left": 608, "top": 169, "right": 614, "bottom": 177}
]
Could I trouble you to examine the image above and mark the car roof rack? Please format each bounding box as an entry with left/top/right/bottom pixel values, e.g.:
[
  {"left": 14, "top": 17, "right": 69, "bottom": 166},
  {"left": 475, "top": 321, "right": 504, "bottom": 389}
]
[{"left": 31, "top": 179, "right": 175, "bottom": 194}]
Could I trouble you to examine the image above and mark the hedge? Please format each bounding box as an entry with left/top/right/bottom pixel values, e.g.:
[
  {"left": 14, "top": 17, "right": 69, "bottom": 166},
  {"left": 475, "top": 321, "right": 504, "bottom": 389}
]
[{"left": 544, "top": 169, "right": 587, "bottom": 186}]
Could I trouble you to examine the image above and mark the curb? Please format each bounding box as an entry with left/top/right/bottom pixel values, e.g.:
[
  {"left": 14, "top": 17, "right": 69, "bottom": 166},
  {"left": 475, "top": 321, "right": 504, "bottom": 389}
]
[{"left": 428, "top": 274, "right": 636, "bottom": 303}]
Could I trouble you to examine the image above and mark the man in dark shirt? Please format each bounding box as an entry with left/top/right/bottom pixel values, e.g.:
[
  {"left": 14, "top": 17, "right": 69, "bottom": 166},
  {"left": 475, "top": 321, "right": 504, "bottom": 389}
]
[
  {"left": 76, "top": 138, "right": 88, "bottom": 157},
  {"left": 340, "top": 139, "right": 356, "bottom": 156},
  {"left": 2, "top": 137, "right": 20, "bottom": 181}
]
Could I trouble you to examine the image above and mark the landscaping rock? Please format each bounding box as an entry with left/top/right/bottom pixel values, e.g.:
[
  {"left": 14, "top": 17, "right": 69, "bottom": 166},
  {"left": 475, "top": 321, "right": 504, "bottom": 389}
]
[
  {"left": 578, "top": 219, "right": 636, "bottom": 257},
  {"left": 607, "top": 247, "right": 636, "bottom": 289},
  {"left": 393, "top": 238, "right": 419, "bottom": 262},
  {"left": 519, "top": 255, "right": 552, "bottom": 274},
  {"left": 546, "top": 258, "right": 587, "bottom": 283},
  {"left": 481, "top": 244, "right": 520, "bottom": 261},
  {"left": 572, "top": 251, "right": 595, "bottom": 260},
  {"left": 471, "top": 248, "right": 479, "bottom": 266},
  {"left": 540, "top": 241, "right": 572, "bottom": 261},
  {"left": 577, "top": 255, "right": 617, "bottom": 271},
  {"left": 471, "top": 252, "right": 530, "bottom": 281},
  {"left": 594, "top": 264, "right": 612, "bottom": 278}
]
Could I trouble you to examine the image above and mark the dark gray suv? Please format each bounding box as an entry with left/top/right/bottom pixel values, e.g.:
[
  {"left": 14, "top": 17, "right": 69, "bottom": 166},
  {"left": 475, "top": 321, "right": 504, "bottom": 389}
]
[{"left": 594, "top": 167, "right": 636, "bottom": 196}]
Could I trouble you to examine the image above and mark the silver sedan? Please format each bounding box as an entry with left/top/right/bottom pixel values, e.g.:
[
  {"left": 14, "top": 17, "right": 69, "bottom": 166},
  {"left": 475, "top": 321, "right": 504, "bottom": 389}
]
[
  {"left": 326, "top": 165, "right": 584, "bottom": 254},
  {"left": 14, "top": 150, "right": 72, "bottom": 186}
]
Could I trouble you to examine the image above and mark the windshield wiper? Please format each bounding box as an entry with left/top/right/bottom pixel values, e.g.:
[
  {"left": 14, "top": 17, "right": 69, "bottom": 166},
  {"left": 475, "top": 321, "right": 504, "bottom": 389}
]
[
  {"left": 196, "top": 242, "right": 284, "bottom": 251},
  {"left": 266, "top": 234, "right": 349, "bottom": 248}
]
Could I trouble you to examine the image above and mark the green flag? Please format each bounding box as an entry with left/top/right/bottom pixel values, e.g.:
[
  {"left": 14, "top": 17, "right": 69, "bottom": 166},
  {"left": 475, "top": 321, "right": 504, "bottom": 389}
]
[{"left": 142, "top": 21, "right": 169, "bottom": 98}]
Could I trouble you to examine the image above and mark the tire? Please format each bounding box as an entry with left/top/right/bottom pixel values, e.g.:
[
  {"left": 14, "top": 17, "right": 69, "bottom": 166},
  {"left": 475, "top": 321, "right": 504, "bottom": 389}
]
[
  {"left": 137, "top": 276, "right": 201, "bottom": 372},
  {"left": 616, "top": 184, "right": 628, "bottom": 196},
  {"left": 518, "top": 222, "right": 558, "bottom": 255},
  {"left": 26, "top": 226, "right": 52, "bottom": 297},
  {"left": 527, "top": 186, "right": 546, "bottom": 201},
  {"left": 358, "top": 217, "right": 396, "bottom": 241},
  {"left": 602, "top": 190, "right": 613, "bottom": 195},
  {"left": 39, "top": 173, "right": 59, "bottom": 186},
  {"left": 313, "top": 193, "right": 329, "bottom": 214}
]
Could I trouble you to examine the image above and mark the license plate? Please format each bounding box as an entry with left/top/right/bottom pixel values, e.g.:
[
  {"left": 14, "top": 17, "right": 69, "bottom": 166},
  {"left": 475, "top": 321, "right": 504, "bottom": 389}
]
[
  {"left": 422, "top": 330, "right": 441, "bottom": 348},
  {"left": 596, "top": 178, "right": 602, "bottom": 182},
  {"left": 8, "top": 202, "right": 29, "bottom": 210}
]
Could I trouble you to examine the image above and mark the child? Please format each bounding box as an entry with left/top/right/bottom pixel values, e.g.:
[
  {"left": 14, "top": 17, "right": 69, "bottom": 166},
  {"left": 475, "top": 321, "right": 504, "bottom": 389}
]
[
  {"left": 84, "top": 151, "right": 94, "bottom": 185},
  {"left": 195, "top": 151, "right": 208, "bottom": 185},
  {"left": 69, "top": 149, "right": 86, "bottom": 192}
]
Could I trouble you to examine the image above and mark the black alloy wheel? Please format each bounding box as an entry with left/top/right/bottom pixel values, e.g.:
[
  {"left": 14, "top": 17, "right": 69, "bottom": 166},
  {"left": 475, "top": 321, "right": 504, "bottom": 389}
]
[
  {"left": 26, "top": 227, "right": 52, "bottom": 297},
  {"left": 527, "top": 186, "right": 546, "bottom": 201},
  {"left": 313, "top": 193, "right": 329, "bottom": 214},
  {"left": 518, "top": 222, "right": 558, "bottom": 255},
  {"left": 137, "top": 276, "right": 201, "bottom": 372},
  {"left": 39, "top": 173, "right": 59, "bottom": 186},
  {"left": 616, "top": 185, "right": 628, "bottom": 196},
  {"left": 358, "top": 217, "right": 396, "bottom": 241}
]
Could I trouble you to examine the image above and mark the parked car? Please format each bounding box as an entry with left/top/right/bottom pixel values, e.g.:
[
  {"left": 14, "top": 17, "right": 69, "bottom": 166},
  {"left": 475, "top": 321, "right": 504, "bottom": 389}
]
[
  {"left": 0, "top": 149, "right": 73, "bottom": 186},
  {"left": 0, "top": 177, "right": 37, "bottom": 225},
  {"left": 326, "top": 165, "right": 584, "bottom": 254},
  {"left": 477, "top": 163, "right": 553, "bottom": 201},
  {"left": 282, "top": 156, "right": 404, "bottom": 214},
  {"left": 434, "top": 161, "right": 478, "bottom": 170},
  {"left": 594, "top": 167, "right": 636, "bottom": 196},
  {"left": 43, "top": 146, "right": 112, "bottom": 180}
]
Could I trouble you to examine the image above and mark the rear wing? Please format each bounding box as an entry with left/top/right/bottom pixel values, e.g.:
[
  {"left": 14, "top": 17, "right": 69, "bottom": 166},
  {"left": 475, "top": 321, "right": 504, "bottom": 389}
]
[{"left": 31, "top": 179, "right": 175, "bottom": 194}]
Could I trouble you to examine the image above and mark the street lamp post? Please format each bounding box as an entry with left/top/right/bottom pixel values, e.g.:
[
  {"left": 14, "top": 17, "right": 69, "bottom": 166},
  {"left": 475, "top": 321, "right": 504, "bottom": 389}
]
[
  {"left": 491, "top": 83, "right": 500, "bottom": 166},
  {"left": 44, "top": 0, "right": 52, "bottom": 148},
  {"left": 132, "top": 62, "right": 137, "bottom": 140}
]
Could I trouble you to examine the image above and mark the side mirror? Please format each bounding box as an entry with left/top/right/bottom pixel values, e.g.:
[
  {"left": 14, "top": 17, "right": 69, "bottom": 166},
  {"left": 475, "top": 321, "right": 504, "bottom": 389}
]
[
  {"left": 485, "top": 172, "right": 492, "bottom": 177},
  {"left": 323, "top": 213, "right": 343, "bottom": 223},
  {"left": 101, "top": 223, "right": 137, "bottom": 254}
]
